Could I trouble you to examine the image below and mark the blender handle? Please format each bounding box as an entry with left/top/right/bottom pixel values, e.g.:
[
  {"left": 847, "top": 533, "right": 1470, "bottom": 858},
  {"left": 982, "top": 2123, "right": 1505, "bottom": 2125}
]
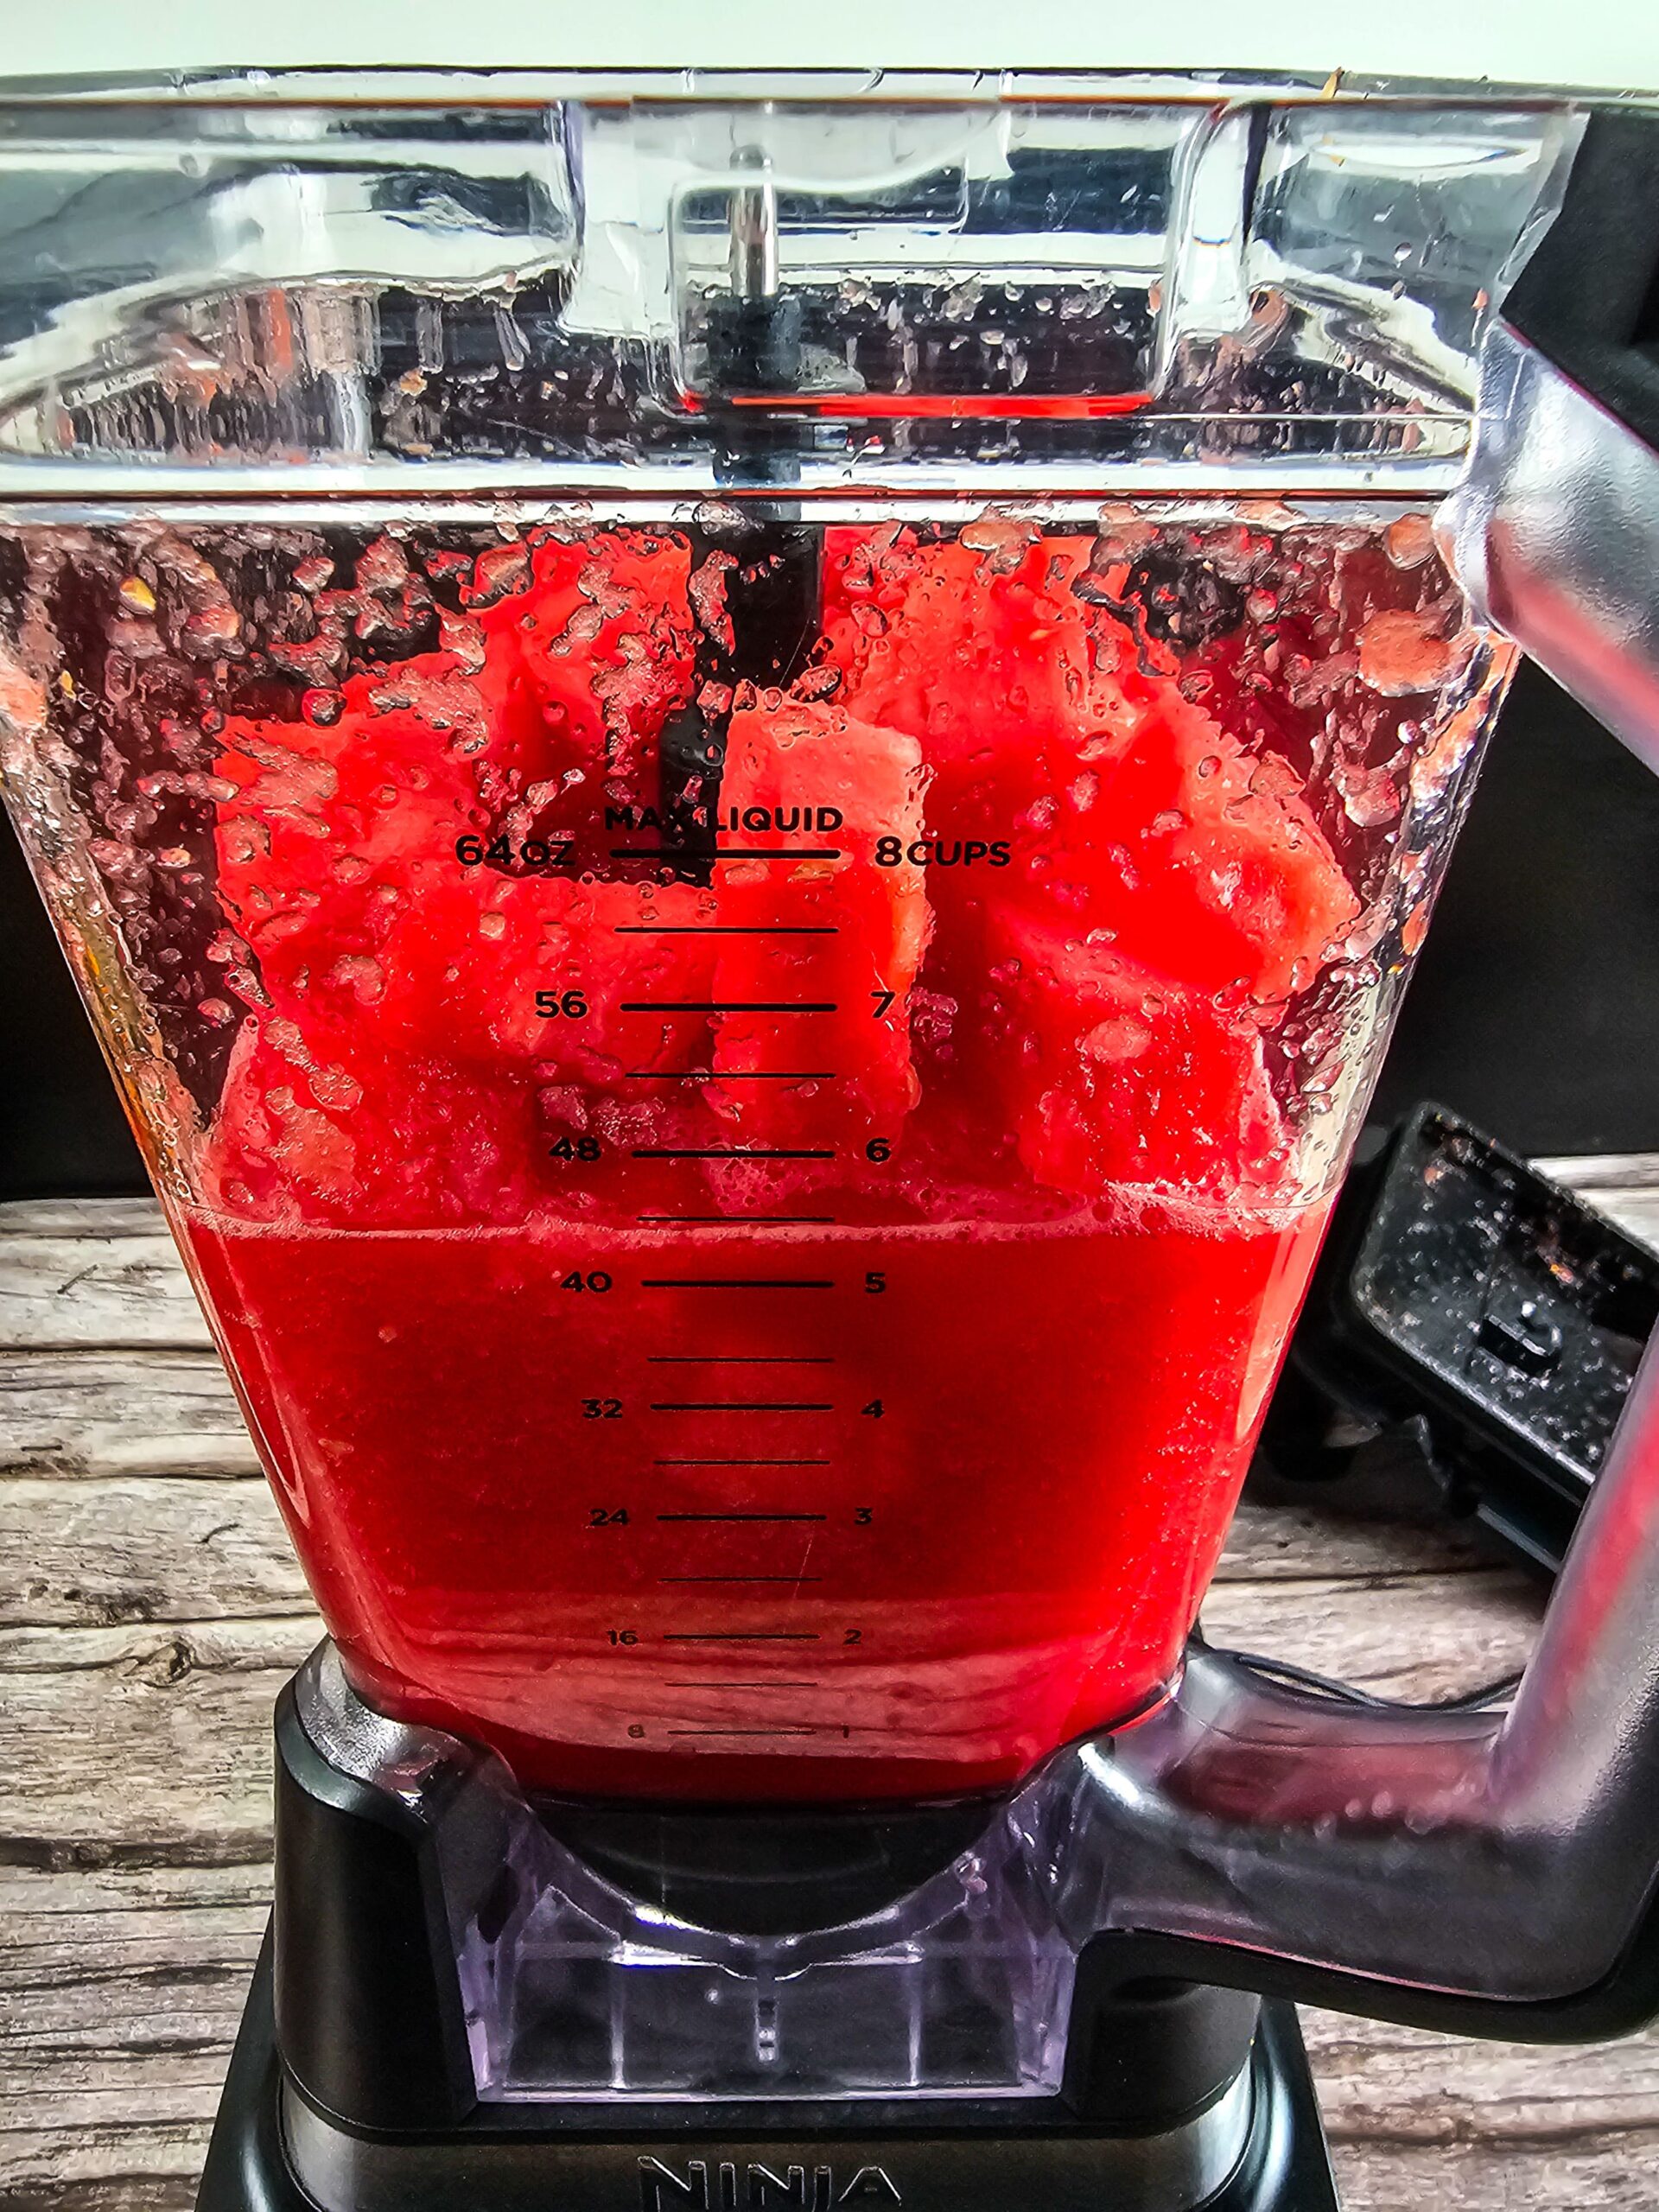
[
  {"left": 1032, "top": 1320, "right": 1659, "bottom": 2039},
  {"left": 1028, "top": 108, "right": 1659, "bottom": 2038},
  {"left": 1444, "top": 109, "right": 1659, "bottom": 778}
]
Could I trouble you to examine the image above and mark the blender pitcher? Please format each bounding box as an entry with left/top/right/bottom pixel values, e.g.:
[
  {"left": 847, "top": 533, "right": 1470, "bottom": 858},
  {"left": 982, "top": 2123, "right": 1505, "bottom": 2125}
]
[
  {"left": 0, "top": 84, "right": 1541, "bottom": 1802},
  {"left": 6, "top": 68, "right": 1659, "bottom": 2212}
]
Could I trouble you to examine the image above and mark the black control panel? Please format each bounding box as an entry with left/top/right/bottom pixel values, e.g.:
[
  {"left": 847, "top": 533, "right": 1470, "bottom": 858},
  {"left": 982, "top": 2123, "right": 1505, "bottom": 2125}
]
[{"left": 1262, "top": 1104, "right": 1658, "bottom": 1573}]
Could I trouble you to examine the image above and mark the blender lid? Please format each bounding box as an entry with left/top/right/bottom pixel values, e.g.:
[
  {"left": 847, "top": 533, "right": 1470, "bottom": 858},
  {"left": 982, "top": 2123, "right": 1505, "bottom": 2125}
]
[
  {"left": 3, "top": 0, "right": 1659, "bottom": 97},
  {"left": 0, "top": 63, "right": 1618, "bottom": 500}
]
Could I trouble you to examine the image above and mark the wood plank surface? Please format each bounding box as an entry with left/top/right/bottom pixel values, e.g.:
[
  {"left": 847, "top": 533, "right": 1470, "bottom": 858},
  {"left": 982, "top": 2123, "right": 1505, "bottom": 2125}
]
[{"left": 2, "top": 1178, "right": 1656, "bottom": 2211}]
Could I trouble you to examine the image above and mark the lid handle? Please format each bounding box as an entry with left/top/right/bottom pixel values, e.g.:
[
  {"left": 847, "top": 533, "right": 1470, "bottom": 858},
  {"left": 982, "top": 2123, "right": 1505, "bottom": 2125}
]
[{"left": 1446, "top": 110, "right": 1659, "bottom": 775}]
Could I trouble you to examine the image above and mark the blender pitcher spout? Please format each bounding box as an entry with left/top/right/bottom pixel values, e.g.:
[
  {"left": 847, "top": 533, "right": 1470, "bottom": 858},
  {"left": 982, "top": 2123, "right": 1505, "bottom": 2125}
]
[{"left": 1031, "top": 1316, "right": 1659, "bottom": 2040}]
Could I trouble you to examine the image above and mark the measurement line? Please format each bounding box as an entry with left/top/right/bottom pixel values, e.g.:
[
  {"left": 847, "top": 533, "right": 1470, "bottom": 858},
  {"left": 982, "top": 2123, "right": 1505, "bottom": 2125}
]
[
  {"left": 657, "top": 1511, "right": 828, "bottom": 1522},
  {"left": 683, "top": 1681, "right": 822, "bottom": 1689},
  {"left": 664, "top": 1631, "right": 823, "bottom": 1643},
  {"left": 667, "top": 1728, "right": 819, "bottom": 1738},
  {"left": 652, "top": 1464, "right": 830, "bottom": 1472},
  {"left": 625, "top": 1070, "right": 836, "bottom": 1081},
  {"left": 636, "top": 1215, "right": 836, "bottom": 1225},
  {"left": 621, "top": 1001, "right": 837, "bottom": 1014},
  {"left": 641, "top": 1280, "right": 835, "bottom": 1291},
  {"left": 611, "top": 849, "right": 842, "bottom": 862},
  {"left": 631, "top": 1147, "right": 835, "bottom": 1161},
  {"left": 650, "top": 1401, "right": 834, "bottom": 1412},
  {"left": 647, "top": 1356, "right": 836, "bottom": 1365},
  {"left": 614, "top": 925, "right": 839, "bottom": 937}
]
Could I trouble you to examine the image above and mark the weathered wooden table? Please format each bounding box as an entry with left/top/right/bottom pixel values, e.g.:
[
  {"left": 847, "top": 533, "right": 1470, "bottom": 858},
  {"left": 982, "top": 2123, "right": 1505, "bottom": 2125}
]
[{"left": 5, "top": 1169, "right": 1659, "bottom": 2211}]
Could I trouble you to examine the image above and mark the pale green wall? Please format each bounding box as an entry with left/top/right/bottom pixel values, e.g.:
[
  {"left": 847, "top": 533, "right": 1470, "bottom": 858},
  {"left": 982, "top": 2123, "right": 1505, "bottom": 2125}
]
[{"left": 5, "top": 0, "right": 1657, "bottom": 92}]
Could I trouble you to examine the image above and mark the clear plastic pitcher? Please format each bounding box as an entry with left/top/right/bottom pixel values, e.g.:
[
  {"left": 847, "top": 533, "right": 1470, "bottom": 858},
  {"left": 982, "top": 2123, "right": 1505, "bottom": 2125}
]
[{"left": 0, "top": 75, "right": 1576, "bottom": 1800}]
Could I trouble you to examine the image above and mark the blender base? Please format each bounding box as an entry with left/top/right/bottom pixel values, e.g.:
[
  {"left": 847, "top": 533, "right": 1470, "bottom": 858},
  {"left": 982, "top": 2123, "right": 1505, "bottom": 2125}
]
[{"left": 197, "top": 1935, "right": 1338, "bottom": 2212}]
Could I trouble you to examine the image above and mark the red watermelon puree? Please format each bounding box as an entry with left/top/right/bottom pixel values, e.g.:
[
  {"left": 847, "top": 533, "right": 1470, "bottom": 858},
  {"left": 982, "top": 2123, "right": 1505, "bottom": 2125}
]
[{"left": 172, "top": 515, "right": 1429, "bottom": 1802}]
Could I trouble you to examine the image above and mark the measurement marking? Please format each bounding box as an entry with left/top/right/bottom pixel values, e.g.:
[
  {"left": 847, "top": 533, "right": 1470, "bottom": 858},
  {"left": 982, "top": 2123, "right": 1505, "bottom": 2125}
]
[
  {"left": 647, "top": 1356, "right": 835, "bottom": 1365},
  {"left": 664, "top": 1632, "right": 823, "bottom": 1643},
  {"left": 667, "top": 1727, "right": 818, "bottom": 1738},
  {"left": 621, "top": 1001, "right": 837, "bottom": 1014},
  {"left": 637, "top": 1214, "right": 836, "bottom": 1225},
  {"left": 610, "top": 849, "right": 842, "bottom": 862},
  {"left": 650, "top": 1401, "right": 834, "bottom": 1412},
  {"left": 625, "top": 1070, "right": 836, "bottom": 1082},
  {"left": 684, "top": 1681, "right": 821, "bottom": 1690},
  {"left": 615, "top": 925, "right": 839, "bottom": 937},
  {"left": 632, "top": 1147, "right": 835, "bottom": 1161},
  {"left": 652, "top": 1464, "right": 830, "bottom": 1472},
  {"left": 657, "top": 1511, "right": 828, "bottom": 1522},
  {"left": 659, "top": 1575, "right": 824, "bottom": 1585}
]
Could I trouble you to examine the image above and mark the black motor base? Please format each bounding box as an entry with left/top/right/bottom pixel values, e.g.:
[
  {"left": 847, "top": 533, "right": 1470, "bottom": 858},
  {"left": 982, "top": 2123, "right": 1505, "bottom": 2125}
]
[{"left": 197, "top": 1936, "right": 1338, "bottom": 2212}]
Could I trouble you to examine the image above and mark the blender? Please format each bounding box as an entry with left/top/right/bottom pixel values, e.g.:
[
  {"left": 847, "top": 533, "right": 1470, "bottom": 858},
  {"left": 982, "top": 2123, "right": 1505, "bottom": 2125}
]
[{"left": 2, "top": 66, "right": 1659, "bottom": 2212}]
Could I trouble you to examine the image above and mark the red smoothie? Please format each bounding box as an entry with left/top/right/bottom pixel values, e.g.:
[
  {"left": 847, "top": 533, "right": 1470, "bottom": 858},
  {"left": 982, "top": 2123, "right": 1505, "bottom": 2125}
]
[
  {"left": 181, "top": 1199, "right": 1325, "bottom": 1799},
  {"left": 133, "top": 512, "right": 1465, "bottom": 1800}
]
